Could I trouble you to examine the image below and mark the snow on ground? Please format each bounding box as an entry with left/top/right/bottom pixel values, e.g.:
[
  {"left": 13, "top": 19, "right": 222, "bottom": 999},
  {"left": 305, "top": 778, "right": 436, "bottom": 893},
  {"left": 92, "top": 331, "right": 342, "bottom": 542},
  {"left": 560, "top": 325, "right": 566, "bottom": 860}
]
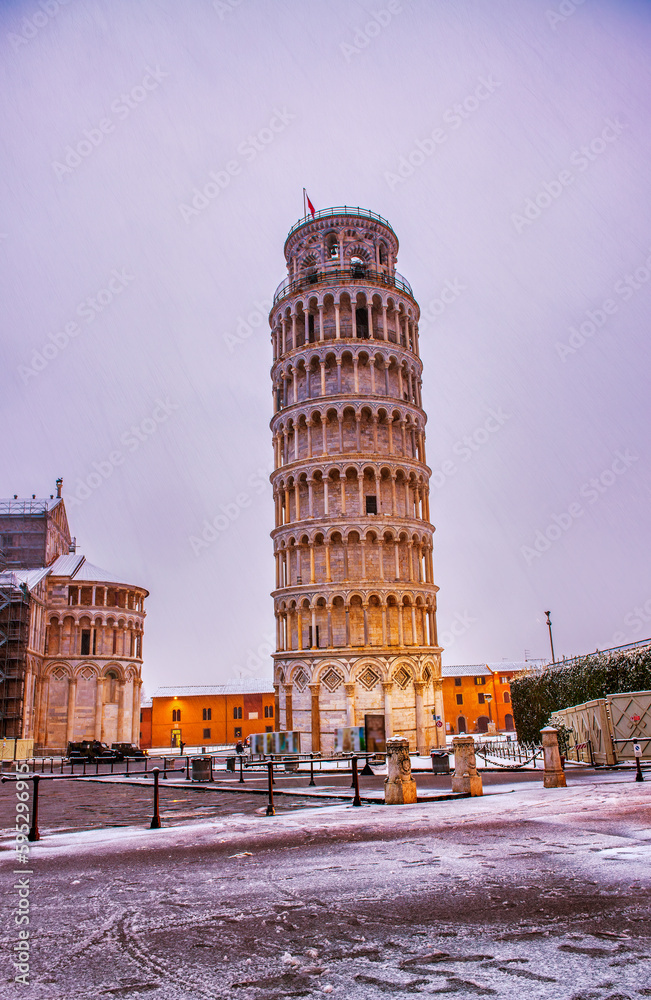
[{"left": 1, "top": 771, "right": 650, "bottom": 999}]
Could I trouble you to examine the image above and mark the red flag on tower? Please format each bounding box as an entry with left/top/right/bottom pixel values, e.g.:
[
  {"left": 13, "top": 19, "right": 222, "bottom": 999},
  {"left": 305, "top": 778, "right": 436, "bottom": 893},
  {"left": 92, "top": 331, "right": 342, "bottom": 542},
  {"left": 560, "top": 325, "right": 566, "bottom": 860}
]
[{"left": 303, "top": 188, "right": 316, "bottom": 218}]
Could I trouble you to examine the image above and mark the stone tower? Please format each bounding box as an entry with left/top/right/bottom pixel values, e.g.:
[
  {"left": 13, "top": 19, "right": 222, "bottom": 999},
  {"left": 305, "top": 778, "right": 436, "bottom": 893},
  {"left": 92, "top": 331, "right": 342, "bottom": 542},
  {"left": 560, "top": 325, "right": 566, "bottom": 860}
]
[{"left": 269, "top": 206, "right": 444, "bottom": 754}]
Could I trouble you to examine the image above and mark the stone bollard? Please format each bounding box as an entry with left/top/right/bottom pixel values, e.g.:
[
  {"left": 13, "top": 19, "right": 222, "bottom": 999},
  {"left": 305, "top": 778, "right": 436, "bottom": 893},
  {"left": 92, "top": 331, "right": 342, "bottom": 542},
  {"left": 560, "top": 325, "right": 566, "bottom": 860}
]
[
  {"left": 384, "top": 737, "right": 417, "bottom": 805},
  {"left": 451, "top": 736, "right": 483, "bottom": 796},
  {"left": 540, "top": 726, "right": 567, "bottom": 788}
]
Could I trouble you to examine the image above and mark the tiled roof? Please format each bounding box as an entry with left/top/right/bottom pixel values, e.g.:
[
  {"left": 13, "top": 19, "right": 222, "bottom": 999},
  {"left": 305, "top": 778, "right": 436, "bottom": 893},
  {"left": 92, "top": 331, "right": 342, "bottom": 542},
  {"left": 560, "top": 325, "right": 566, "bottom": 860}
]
[
  {"left": 443, "top": 660, "right": 548, "bottom": 677},
  {"left": 442, "top": 663, "right": 492, "bottom": 677},
  {"left": 152, "top": 679, "right": 274, "bottom": 698}
]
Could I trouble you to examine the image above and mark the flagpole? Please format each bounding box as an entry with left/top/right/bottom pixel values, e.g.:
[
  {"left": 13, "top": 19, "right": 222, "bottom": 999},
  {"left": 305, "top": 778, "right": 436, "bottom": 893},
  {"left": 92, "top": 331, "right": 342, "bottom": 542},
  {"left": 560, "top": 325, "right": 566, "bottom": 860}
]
[{"left": 303, "top": 187, "right": 306, "bottom": 219}]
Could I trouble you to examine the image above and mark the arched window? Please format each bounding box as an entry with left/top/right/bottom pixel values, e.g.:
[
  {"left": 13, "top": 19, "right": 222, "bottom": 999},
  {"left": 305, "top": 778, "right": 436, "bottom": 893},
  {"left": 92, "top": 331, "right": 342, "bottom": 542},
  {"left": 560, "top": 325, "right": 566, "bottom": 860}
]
[
  {"left": 106, "top": 670, "right": 118, "bottom": 703},
  {"left": 457, "top": 716, "right": 467, "bottom": 734}
]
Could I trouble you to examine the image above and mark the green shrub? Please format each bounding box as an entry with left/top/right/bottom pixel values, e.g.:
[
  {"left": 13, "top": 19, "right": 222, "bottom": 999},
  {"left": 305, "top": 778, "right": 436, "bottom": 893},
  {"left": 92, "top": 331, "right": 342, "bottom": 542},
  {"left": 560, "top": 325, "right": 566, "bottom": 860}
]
[{"left": 511, "top": 647, "right": 651, "bottom": 744}]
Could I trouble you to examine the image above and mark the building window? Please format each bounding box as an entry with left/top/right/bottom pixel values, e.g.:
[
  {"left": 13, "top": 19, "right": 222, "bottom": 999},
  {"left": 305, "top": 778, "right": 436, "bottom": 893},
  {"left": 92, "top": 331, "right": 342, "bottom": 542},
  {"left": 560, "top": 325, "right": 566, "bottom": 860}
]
[
  {"left": 365, "top": 495, "right": 377, "bottom": 514},
  {"left": 454, "top": 677, "right": 462, "bottom": 687},
  {"left": 68, "top": 586, "right": 78, "bottom": 606},
  {"left": 172, "top": 708, "right": 181, "bottom": 722},
  {"left": 140, "top": 711, "right": 143, "bottom": 722},
  {"left": 112, "top": 629, "right": 118, "bottom": 654},
  {"left": 478, "top": 693, "right": 485, "bottom": 704},
  {"left": 233, "top": 706, "right": 242, "bottom": 720},
  {"left": 264, "top": 705, "right": 274, "bottom": 718},
  {"left": 474, "top": 676, "right": 486, "bottom": 685},
  {"left": 234, "top": 727, "right": 242, "bottom": 738},
  {"left": 500, "top": 676, "right": 509, "bottom": 684},
  {"left": 265, "top": 726, "right": 273, "bottom": 733},
  {"left": 203, "top": 728, "right": 211, "bottom": 739},
  {"left": 203, "top": 708, "right": 212, "bottom": 721},
  {"left": 504, "top": 692, "right": 511, "bottom": 703},
  {"left": 80, "top": 629, "right": 91, "bottom": 655},
  {"left": 456, "top": 694, "right": 463, "bottom": 705}
]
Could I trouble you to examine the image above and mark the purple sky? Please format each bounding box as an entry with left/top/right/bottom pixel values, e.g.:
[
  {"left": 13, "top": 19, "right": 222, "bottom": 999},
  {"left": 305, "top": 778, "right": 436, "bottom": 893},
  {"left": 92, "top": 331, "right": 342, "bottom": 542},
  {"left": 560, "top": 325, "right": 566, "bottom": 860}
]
[{"left": 1, "top": 0, "right": 650, "bottom": 690}]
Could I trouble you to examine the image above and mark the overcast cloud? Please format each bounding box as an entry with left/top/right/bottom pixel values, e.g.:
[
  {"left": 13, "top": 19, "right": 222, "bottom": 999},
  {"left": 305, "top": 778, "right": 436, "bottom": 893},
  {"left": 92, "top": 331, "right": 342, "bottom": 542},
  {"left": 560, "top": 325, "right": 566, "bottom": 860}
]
[{"left": 1, "top": 0, "right": 650, "bottom": 688}]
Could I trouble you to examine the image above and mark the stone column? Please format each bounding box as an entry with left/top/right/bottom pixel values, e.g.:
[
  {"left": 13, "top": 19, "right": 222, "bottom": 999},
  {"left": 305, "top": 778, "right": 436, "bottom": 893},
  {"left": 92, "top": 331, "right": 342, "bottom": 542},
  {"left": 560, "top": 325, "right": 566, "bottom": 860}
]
[
  {"left": 94, "top": 676, "right": 105, "bottom": 740},
  {"left": 414, "top": 680, "right": 427, "bottom": 755},
  {"left": 117, "top": 680, "right": 127, "bottom": 742},
  {"left": 273, "top": 684, "right": 280, "bottom": 731},
  {"left": 382, "top": 681, "right": 394, "bottom": 739},
  {"left": 65, "top": 676, "right": 77, "bottom": 746},
  {"left": 384, "top": 737, "right": 417, "bottom": 804},
  {"left": 35, "top": 674, "right": 49, "bottom": 746},
  {"left": 309, "top": 683, "right": 321, "bottom": 753},
  {"left": 451, "top": 736, "right": 483, "bottom": 796},
  {"left": 284, "top": 684, "right": 293, "bottom": 730},
  {"left": 131, "top": 679, "right": 141, "bottom": 744},
  {"left": 344, "top": 682, "right": 356, "bottom": 725},
  {"left": 540, "top": 726, "right": 567, "bottom": 788}
]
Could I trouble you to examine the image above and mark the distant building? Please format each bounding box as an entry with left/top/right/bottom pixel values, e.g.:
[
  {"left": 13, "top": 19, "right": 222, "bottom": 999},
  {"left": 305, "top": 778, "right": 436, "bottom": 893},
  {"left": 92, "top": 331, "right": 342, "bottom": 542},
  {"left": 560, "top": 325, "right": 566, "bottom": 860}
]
[
  {"left": 151, "top": 681, "right": 275, "bottom": 748},
  {"left": 0, "top": 481, "right": 148, "bottom": 752},
  {"left": 442, "top": 660, "right": 547, "bottom": 735},
  {"left": 139, "top": 696, "right": 152, "bottom": 749}
]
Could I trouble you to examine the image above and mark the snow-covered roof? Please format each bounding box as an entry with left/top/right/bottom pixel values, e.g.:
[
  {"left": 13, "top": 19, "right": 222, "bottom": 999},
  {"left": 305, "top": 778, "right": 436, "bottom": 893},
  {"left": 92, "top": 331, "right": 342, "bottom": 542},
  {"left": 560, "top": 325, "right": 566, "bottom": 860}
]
[
  {"left": 48, "top": 554, "right": 147, "bottom": 590},
  {"left": 443, "top": 660, "right": 548, "bottom": 677},
  {"left": 48, "top": 553, "right": 85, "bottom": 577},
  {"left": 487, "top": 659, "right": 548, "bottom": 673},
  {"left": 152, "top": 680, "right": 274, "bottom": 699},
  {"left": 443, "top": 663, "right": 492, "bottom": 677}
]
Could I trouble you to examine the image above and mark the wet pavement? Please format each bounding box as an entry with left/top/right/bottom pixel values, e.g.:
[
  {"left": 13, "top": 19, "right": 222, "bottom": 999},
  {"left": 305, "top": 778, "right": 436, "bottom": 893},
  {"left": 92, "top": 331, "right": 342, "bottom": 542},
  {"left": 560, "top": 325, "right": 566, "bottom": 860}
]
[{"left": 1, "top": 770, "right": 649, "bottom": 998}]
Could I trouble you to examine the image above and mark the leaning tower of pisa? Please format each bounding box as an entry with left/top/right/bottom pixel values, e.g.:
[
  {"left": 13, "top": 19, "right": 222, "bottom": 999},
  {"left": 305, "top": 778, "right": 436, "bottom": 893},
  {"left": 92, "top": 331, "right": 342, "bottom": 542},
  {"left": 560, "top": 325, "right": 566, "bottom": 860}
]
[{"left": 269, "top": 206, "right": 444, "bottom": 755}]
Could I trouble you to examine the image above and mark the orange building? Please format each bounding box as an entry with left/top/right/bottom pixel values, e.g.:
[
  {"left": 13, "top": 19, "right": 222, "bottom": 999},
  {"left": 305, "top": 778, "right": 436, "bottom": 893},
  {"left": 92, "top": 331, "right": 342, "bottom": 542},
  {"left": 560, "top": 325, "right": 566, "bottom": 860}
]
[
  {"left": 139, "top": 697, "right": 152, "bottom": 749},
  {"left": 442, "top": 661, "right": 546, "bottom": 736},
  {"left": 150, "top": 680, "right": 275, "bottom": 749}
]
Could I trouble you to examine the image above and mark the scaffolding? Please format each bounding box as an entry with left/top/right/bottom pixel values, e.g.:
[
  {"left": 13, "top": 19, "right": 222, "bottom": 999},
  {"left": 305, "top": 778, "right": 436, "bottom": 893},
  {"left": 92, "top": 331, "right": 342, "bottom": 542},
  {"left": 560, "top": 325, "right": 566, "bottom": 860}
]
[{"left": 0, "top": 573, "right": 31, "bottom": 739}]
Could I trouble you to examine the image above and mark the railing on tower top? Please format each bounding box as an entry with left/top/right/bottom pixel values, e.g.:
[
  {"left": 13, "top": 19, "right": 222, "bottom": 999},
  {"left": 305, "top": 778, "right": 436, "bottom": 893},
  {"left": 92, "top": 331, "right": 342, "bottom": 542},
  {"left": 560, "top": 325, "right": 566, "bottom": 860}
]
[
  {"left": 285, "top": 206, "right": 396, "bottom": 241},
  {"left": 273, "top": 266, "right": 413, "bottom": 307}
]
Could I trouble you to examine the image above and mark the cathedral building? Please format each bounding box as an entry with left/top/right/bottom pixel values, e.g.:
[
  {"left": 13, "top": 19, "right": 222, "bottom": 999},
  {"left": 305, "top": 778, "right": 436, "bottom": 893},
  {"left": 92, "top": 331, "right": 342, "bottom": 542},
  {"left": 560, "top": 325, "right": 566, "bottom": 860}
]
[
  {"left": 269, "top": 207, "right": 444, "bottom": 754},
  {"left": 0, "top": 481, "right": 147, "bottom": 752}
]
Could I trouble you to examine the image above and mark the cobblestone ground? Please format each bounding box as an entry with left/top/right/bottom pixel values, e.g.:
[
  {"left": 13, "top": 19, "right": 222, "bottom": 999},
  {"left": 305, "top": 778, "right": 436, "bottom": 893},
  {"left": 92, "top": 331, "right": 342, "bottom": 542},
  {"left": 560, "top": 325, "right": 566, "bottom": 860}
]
[{"left": 1, "top": 771, "right": 650, "bottom": 999}]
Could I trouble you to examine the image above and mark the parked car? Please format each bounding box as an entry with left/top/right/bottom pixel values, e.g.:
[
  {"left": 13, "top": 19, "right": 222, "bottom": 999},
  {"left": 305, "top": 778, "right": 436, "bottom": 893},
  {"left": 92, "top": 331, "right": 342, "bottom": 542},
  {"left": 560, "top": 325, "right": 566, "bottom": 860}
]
[
  {"left": 67, "top": 740, "right": 117, "bottom": 761},
  {"left": 111, "top": 743, "right": 147, "bottom": 760}
]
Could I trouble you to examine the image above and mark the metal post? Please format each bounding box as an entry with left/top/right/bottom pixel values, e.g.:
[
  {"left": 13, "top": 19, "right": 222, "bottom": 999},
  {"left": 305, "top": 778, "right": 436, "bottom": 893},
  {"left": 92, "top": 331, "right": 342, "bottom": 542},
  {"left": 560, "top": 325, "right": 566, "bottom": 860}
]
[
  {"left": 309, "top": 753, "right": 315, "bottom": 787},
  {"left": 110, "top": 759, "right": 114, "bottom": 774},
  {"left": 636, "top": 757, "right": 644, "bottom": 782},
  {"left": 352, "top": 756, "right": 362, "bottom": 807},
  {"left": 150, "top": 768, "right": 161, "bottom": 828},
  {"left": 95, "top": 760, "right": 99, "bottom": 775},
  {"left": 162, "top": 757, "right": 167, "bottom": 780},
  {"left": 266, "top": 761, "right": 275, "bottom": 816},
  {"left": 350, "top": 756, "right": 356, "bottom": 788},
  {"left": 83, "top": 761, "right": 87, "bottom": 776},
  {"left": 185, "top": 755, "right": 191, "bottom": 781},
  {"left": 544, "top": 610, "right": 556, "bottom": 664},
  {"left": 125, "top": 757, "right": 129, "bottom": 776},
  {"left": 361, "top": 755, "right": 374, "bottom": 776},
  {"left": 239, "top": 754, "right": 244, "bottom": 784},
  {"left": 28, "top": 775, "right": 40, "bottom": 842},
  {"left": 209, "top": 756, "right": 214, "bottom": 782}
]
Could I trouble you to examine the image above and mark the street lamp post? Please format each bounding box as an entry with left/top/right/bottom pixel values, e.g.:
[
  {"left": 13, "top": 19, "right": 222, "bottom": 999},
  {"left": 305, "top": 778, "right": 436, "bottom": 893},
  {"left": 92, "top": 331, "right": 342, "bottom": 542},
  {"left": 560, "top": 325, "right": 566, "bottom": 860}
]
[
  {"left": 484, "top": 693, "right": 493, "bottom": 723},
  {"left": 545, "top": 611, "right": 556, "bottom": 664}
]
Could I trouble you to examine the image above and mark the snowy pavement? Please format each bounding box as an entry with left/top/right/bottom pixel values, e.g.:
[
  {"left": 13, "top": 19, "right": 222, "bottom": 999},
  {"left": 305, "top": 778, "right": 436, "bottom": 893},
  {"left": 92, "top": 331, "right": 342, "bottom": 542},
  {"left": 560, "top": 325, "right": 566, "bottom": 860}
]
[{"left": 1, "top": 771, "right": 650, "bottom": 998}]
